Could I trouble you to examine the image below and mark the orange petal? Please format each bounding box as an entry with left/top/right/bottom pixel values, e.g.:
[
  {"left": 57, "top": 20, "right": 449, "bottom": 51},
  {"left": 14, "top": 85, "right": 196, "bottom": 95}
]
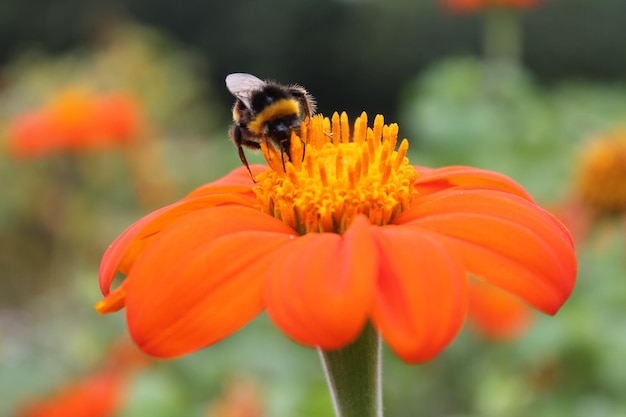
[
  {"left": 396, "top": 190, "right": 576, "bottom": 314},
  {"left": 99, "top": 204, "right": 173, "bottom": 295},
  {"left": 399, "top": 188, "right": 574, "bottom": 250},
  {"left": 95, "top": 283, "right": 127, "bottom": 314},
  {"left": 266, "top": 215, "right": 377, "bottom": 350},
  {"left": 125, "top": 207, "right": 295, "bottom": 357},
  {"left": 7, "top": 111, "right": 57, "bottom": 157},
  {"left": 17, "top": 371, "right": 125, "bottom": 417},
  {"left": 99, "top": 193, "right": 258, "bottom": 295},
  {"left": 414, "top": 166, "right": 534, "bottom": 200},
  {"left": 93, "top": 93, "right": 144, "bottom": 142},
  {"left": 547, "top": 198, "right": 594, "bottom": 245},
  {"left": 187, "top": 165, "right": 267, "bottom": 197},
  {"left": 468, "top": 279, "right": 533, "bottom": 340},
  {"left": 46, "top": 89, "right": 95, "bottom": 149},
  {"left": 370, "top": 225, "right": 468, "bottom": 363}
]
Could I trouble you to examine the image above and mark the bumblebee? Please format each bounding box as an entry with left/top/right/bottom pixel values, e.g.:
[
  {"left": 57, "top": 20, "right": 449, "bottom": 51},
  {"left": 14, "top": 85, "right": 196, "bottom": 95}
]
[{"left": 226, "top": 73, "right": 316, "bottom": 177}]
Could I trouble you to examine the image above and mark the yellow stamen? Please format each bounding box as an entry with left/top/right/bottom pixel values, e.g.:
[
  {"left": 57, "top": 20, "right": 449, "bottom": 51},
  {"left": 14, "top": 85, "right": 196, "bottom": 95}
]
[
  {"left": 331, "top": 112, "right": 340, "bottom": 146},
  {"left": 373, "top": 114, "right": 384, "bottom": 144},
  {"left": 341, "top": 112, "right": 350, "bottom": 144},
  {"left": 254, "top": 112, "right": 418, "bottom": 234},
  {"left": 335, "top": 150, "right": 343, "bottom": 179},
  {"left": 291, "top": 134, "right": 304, "bottom": 171}
]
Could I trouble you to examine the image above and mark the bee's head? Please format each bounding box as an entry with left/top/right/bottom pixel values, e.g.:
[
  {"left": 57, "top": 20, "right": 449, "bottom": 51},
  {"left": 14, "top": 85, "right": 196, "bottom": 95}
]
[{"left": 265, "top": 117, "right": 301, "bottom": 139}]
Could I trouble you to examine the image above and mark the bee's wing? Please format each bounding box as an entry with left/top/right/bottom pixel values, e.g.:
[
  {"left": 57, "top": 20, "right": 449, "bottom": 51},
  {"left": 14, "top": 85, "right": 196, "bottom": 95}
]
[{"left": 225, "top": 73, "right": 266, "bottom": 109}]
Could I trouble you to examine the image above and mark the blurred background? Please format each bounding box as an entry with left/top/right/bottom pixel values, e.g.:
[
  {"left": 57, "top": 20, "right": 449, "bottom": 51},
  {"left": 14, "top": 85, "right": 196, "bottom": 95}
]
[{"left": 1, "top": 0, "right": 626, "bottom": 416}]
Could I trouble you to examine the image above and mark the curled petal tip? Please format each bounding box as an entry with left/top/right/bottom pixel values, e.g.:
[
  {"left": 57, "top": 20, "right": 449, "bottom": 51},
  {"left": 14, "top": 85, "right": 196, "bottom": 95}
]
[{"left": 95, "top": 287, "right": 127, "bottom": 314}]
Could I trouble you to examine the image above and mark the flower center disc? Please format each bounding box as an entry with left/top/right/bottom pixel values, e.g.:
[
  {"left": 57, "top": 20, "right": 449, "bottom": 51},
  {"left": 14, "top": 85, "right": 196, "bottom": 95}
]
[
  {"left": 577, "top": 129, "right": 626, "bottom": 214},
  {"left": 254, "top": 112, "right": 417, "bottom": 234}
]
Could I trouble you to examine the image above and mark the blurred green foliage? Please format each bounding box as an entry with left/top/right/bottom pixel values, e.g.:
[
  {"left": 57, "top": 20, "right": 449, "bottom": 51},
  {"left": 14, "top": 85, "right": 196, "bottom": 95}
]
[
  {"left": 1, "top": 2, "right": 626, "bottom": 417},
  {"left": 1, "top": 0, "right": 625, "bottom": 120},
  {"left": 0, "top": 22, "right": 233, "bottom": 307},
  {"left": 400, "top": 56, "right": 626, "bottom": 200}
]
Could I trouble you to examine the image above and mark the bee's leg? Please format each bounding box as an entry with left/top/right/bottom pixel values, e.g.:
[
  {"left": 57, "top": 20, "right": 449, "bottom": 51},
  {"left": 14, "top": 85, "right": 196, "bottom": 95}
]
[
  {"left": 279, "top": 138, "right": 290, "bottom": 170},
  {"left": 288, "top": 86, "right": 315, "bottom": 119},
  {"left": 229, "top": 125, "right": 260, "bottom": 181},
  {"left": 289, "top": 92, "right": 312, "bottom": 162},
  {"left": 278, "top": 137, "right": 305, "bottom": 168}
]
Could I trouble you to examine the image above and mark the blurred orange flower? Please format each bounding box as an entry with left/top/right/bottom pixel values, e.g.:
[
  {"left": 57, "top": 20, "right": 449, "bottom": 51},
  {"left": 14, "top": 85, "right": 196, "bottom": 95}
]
[
  {"left": 575, "top": 128, "right": 626, "bottom": 216},
  {"left": 206, "top": 376, "right": 265, "bottom": 417},
  {"left": 16, "top": 341, "right": 146, "bottom": 417},
  {"left": 96, "top": 112, "right": 576, "bottom": 363},
  {"left": 441, "top": 0, "right": 543, "bottom": 13},
  {"left": 551, "top": 128, "right": 626, "bottom": 244},
  {"left": 17, "top": 372, "right": 126, "bottom": 417},
  {"left": 7, "top": 88, "right": 144, "bottom": 157}
]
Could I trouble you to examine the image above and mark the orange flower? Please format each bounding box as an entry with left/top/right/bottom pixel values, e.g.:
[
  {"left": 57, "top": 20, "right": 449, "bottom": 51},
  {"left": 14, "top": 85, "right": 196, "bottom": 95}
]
[
  {"left": 206, "top": 376, "right": 264, "bottom": 417},
  {"left": 96, "top": 112, "right": 576, "bottom": 363},
  {"left": 575, "top": 128, "right": 626, "bottom": 215},
  {"left": 7, "top": 88, "right": 144, "bottom": 157},
  {"left": 16, "top": 341, "right": 146, "bottom": 417},
  {"left": 550, "top": 128, "right": 626, "bottom": 244},
  {"left": 441, "top": 0, "right": 542, "bottom": 13},
  {"left": 16, "top": 372, "right": 125, "bottom": 417},
  {"left": 7, "top": 111, "right": 58, "bottom": 156}
]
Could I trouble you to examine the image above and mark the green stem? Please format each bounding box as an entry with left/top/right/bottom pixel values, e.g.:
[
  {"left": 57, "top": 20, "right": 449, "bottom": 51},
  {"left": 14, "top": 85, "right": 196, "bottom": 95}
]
[
  {"left": 318, "top": 323, "right": 382, "bottom": 417},
  {"left": 483, "top": 7, "right": 522, "bottom": 69},
  {"left": 482, "top": 6, "right": 522, "bottom": 92}
]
